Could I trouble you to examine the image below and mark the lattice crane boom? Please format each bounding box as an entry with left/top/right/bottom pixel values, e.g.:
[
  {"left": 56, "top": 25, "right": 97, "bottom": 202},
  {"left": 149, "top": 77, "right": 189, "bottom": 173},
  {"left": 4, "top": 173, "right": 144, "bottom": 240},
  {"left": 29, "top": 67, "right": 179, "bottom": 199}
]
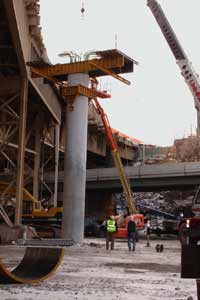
[{"left": 147, "top": 0, "right": 200, "bottom": 135}]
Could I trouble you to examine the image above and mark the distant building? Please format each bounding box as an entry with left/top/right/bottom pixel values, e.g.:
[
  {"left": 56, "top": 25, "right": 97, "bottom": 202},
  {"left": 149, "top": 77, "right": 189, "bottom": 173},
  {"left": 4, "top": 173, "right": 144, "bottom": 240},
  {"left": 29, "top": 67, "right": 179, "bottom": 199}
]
[
  {"left": 174, "top": 135, "right": 200, "bottom": 162},
  {"left": 137, "top": 144, "right": 175, "bottom": 164}
]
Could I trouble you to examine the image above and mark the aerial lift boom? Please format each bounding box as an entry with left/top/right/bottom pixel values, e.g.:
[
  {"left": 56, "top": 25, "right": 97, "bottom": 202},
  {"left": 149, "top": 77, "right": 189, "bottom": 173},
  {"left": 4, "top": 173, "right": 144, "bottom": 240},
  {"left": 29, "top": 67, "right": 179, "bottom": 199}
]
[
  {"left": 91, "top": 98, "right": 137, "bottom": 214},
  {"left": 147, "top": 0, "right": 200, "bottom": 135}
]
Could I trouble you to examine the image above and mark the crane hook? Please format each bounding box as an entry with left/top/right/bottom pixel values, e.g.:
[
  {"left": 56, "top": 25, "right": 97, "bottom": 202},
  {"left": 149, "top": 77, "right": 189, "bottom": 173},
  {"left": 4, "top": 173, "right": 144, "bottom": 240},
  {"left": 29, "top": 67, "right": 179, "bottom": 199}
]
[{"left": 80, "top": 2, "right": 85, "bottom": 19}]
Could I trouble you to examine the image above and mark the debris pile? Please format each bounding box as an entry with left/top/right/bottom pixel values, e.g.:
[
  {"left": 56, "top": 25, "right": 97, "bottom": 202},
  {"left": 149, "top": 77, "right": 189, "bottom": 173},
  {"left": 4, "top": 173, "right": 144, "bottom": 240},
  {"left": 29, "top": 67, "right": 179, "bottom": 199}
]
[{"left": 114, "top": 190, "right": 194, "bottom": 235}]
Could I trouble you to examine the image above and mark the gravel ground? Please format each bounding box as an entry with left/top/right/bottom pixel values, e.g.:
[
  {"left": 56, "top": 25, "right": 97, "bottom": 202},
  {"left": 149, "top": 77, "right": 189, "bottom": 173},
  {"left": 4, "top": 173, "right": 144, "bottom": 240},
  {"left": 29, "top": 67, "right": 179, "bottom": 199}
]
[{"left": 0, "top": 238, "right": 197, "bottom": 300}]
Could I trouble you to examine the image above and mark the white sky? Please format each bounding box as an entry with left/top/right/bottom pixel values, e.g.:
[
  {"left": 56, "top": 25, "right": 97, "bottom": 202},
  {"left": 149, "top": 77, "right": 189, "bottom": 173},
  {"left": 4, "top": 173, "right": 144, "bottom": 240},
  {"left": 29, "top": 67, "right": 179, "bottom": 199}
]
[{"left": 40, "top": 0, "right": 200, "bottom": 147}]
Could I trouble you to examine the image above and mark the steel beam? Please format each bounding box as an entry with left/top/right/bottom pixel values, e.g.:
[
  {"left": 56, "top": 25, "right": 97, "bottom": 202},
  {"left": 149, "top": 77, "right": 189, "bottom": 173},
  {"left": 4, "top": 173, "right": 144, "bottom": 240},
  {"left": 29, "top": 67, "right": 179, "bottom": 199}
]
[
  {"left": 3, "top": 1, "right": 61, "bottom": 123},
  {"left": 31, "top": 56, "right": 124, "bottom": 78},
  {"left": 33, "top": 125, "right": 41, "bottom": 200},
  {"left": 61, "top": 85, "right": 111, "bottom": 100},
  {"left": 89, "top": 61, "right": 130, "bottom": 85},
  {"left": 4, "top": 0, "right": 30, "bottom": 75},
  {"left": 53, "top": 123, "right": 60, "bottom": 207},
  {"left": 30, "top": 78, "right": 62, "bottom": 124},
  {"left": 15, "top": 77, "right": 28, "bottom": 225},
  {"left": 0, "top": 151, "right": 16, "bottom": 168},
  {"left": 0, "top": 139, "right": 36, "bottom": 155}
]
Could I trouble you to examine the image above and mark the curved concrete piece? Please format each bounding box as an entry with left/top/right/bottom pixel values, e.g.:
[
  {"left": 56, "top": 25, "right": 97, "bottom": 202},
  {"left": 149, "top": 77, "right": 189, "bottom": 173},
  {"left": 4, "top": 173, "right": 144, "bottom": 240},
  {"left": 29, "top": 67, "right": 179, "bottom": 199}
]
[{"left": 0, "top": 247, "right": 64, "bottom": 284}]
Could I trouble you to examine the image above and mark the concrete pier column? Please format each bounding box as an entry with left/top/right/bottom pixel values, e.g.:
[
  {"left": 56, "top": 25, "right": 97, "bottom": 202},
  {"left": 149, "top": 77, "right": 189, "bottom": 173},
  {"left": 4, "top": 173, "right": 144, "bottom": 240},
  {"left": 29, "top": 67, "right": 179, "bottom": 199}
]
[{"left": 62, "top": 73, "right": 89, "bottom": 243}]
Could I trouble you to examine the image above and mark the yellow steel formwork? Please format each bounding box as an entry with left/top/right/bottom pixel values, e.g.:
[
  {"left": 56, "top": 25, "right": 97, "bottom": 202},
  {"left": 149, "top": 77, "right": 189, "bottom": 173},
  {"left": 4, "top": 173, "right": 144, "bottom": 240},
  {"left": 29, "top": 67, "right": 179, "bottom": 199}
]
[
  {"left": 89, "top": 61, "right": 131, "bottom": 85},
  {"left": 29, "top": 49, "right": 135, "bottom": 80},
  {"left": 31, "top": 56, "right": 124, "bottom": 78},
  {"left": 61, "top": 85, "right": 111, "bottom": 100}
]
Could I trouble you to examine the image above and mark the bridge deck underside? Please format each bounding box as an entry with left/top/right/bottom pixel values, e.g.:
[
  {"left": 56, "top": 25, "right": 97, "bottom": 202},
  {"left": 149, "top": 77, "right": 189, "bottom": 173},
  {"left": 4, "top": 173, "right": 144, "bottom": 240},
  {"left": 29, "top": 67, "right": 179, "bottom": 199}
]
[{"left": 86, "top": 175, "right": 200, "bottom": 192}]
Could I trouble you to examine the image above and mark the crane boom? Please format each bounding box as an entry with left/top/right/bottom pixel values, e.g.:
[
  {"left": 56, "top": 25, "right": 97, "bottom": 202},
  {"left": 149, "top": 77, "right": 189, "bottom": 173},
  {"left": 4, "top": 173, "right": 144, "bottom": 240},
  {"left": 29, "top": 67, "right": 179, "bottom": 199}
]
[
  {"left": 147, "top": 0, "right": 200, "bottom": 135},
  {"left": 91, "top": 98, "right": 137, "bottom": 214}
]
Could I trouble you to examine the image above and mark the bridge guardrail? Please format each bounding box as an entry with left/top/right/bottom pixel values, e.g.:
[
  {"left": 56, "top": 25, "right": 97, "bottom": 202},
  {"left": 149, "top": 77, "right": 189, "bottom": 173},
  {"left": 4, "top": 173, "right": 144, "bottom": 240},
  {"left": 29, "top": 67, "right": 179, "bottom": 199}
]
[{"left": 44, "top": 162, "right": 200, "bottom": 183}]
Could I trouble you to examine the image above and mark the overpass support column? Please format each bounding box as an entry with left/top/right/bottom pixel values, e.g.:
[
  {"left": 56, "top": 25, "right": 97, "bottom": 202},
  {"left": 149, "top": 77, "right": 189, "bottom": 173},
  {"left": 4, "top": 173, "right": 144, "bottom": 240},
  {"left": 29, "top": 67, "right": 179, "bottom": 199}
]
[{"left": 62, "top": 73, "right": 89, "bottom": 243}]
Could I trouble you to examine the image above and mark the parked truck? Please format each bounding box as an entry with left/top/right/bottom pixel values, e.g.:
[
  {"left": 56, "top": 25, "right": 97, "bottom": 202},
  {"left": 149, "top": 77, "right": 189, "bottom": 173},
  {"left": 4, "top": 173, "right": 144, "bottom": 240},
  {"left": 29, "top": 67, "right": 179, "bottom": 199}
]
[{"left": 178, "top": 186, "right": 200, "bottom": 244}]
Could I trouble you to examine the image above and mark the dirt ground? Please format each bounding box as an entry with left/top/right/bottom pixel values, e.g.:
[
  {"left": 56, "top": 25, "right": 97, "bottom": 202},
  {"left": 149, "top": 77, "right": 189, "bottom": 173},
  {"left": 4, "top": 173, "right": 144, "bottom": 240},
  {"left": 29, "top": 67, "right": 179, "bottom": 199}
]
[{"left": 0, "top": 238, "right": 197, "bottom": 300}]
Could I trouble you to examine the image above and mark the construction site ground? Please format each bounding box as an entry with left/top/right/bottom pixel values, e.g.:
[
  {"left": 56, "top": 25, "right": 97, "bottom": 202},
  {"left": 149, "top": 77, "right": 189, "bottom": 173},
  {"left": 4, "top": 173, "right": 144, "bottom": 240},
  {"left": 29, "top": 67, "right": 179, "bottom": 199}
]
[{"left": 0, "top": 238, "right": 197, "bottom": 300}]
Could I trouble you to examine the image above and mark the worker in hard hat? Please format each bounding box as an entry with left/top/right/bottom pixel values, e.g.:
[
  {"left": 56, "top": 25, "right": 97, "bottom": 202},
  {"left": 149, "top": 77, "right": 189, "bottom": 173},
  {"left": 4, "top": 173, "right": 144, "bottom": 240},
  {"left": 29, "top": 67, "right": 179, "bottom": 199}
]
[{"left": 106, "top": 215, "right": 117, "bottom": 250}]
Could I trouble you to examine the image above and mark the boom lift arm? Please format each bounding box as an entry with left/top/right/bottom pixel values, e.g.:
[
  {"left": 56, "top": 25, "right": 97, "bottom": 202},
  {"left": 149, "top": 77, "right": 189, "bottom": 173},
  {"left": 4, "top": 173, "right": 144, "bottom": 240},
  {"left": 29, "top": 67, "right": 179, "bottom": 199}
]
[
  {"left": 147, "top": 0, "right": 200, "bottom": 135},
  {"left": 91, "top": 97, "right": 137, "bottom": 214}
]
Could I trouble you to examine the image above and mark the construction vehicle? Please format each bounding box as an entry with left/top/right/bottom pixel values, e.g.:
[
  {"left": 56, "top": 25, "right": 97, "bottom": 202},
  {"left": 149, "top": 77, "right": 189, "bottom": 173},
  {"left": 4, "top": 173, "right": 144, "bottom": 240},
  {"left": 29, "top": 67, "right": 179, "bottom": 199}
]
[
  {"left": 178, "top": 186, "right": 200, "bottom": 244},
  {"left": 0, "top": 181, "right": 63, "bottom": 238},
  {"left": 147, "top": 0, "right": 200, "bottom": 244},
  {"left": 22, "top": 198, "right": 63, "bottom": 220},
  {"left": 20, "top": 187, "right": 63, "bottom": 237},
  {"left": 147, "top": 0, "right": 200, "bottom": 136},
  {"left": 0, "top": 181, "right": 63, "bottom": 222},
  {"left": 91, "top": 97, "right": 144, "bottom": 237},
  {"left": 114, "top": 213, "right": 144, "bottom": 238}
]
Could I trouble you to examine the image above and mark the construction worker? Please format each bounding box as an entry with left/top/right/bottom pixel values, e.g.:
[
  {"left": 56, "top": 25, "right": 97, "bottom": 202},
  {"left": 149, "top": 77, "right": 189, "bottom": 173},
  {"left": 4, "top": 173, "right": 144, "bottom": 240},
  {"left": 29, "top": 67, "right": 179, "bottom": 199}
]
[
  {"left": 106, "top": 215, "right": 117, "bottom": 250},
  {"left": 127, "top": 216, "right": 136, "bottom": 251}
]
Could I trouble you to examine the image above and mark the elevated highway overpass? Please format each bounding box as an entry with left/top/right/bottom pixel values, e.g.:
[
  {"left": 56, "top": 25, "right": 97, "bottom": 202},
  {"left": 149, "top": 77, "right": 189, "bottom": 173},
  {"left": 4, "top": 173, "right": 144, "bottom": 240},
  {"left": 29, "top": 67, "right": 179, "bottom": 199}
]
[
  {"left": 45, "top": 162, "right": 200, "bottom": 192},
  {"left": 86, "top": 162, "right": 200, "bottom": 191}
]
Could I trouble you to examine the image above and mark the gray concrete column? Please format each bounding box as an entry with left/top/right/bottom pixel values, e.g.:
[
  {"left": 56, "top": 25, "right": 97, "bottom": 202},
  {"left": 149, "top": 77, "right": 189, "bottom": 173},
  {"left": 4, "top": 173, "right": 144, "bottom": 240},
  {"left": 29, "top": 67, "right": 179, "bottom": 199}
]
[
  {"left": 62, "top": 73, "right": 89, "bottom": 243},
  {"left": 15, "top": 77, "right": 28, "bottom": 225}
]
